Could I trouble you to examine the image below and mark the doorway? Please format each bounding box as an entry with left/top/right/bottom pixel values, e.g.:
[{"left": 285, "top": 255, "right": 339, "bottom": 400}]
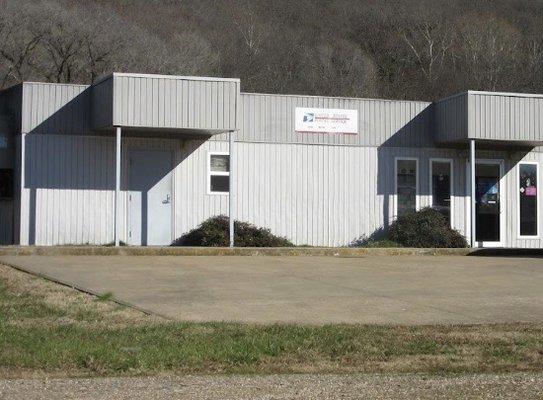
[
  {"left": 128, "top": 150, "right": 173, "bottom": 246},
  {"left": 430, "top": 159, "right": 453, "bottom": 226},
  {"left": 474, "top": 161, "right": 503, "bottom": 247}
]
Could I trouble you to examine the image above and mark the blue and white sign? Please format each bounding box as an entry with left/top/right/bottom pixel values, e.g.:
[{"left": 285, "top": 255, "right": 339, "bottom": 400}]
[{"left": 295, "top": 107, "right": 358, "bottom": 134}]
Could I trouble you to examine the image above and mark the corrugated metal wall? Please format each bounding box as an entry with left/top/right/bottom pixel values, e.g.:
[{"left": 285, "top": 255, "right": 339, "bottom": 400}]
[
  {"left": 19, "top": 134, "right": 227, "bottom": 245},
  {"left": 238, "top": 93, "right": 433, "bottom": 147},
  {"left": 0, "top": 200, "right": 13, "bottom": 244},
  {"left": 17, "top": 133, "right": 543, "bottom": 247},
  {"left": 112, "top": 74, "right": 239, "bottom": 131},
  {"left": 469, "top": 92, "right": 543, "bottom": 143},
  {"left": 502, "top": 151, "right": 543, "bottom": 248},
  {"left": 434, "top": 92, "right": 468, "bottom": 144},
  {"left": 0, "top": 84, "right": 23, "bottom": 134},
  {"left": 91, "top": 77, "right": 113, "bottom": 130},
  {"left": 21, "top": 134, "right": 117, "bottom": 245},
  {"left": 435, "top": 91, "right": 543, "bottom": 145},
  {"left": 21, "top": 82, "right": 91, "bottom": 135}
]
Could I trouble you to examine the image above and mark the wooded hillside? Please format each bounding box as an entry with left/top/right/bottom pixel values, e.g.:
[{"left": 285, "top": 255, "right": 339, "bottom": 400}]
[{"left": 1, "top": 0, "right": 542, "bottom": 100}]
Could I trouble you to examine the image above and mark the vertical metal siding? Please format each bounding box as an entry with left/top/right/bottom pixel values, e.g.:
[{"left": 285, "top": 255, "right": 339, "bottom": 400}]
[
  {"left": 22, "top": 134, "right": 116, "bottom": 245},
  {"left": 176, "top": 140, "right": 469, "bottom": 246},
  {"left": 502, "top": 150, "right": 543, "bottom": 248},
  {"left": 0, "top": 200, "right": 13, "bottom": 244},
  {"left": 21, "top": 83, "right": 91, "bottom": 135},
  {"left": 434, "top": 92, "right": 468, "bottom": 144},
  {"left": 17, "top": 133, "right": 543, "bottom": 248},
  {"left": 238, "top": 93, "right": 433, "bottom": 147},
  {"left": 469, "top": 92, "right": 543, "bottom": 143},
  {"left": 112, "top": 74, "right": 239, "bottom": 131},
  {"left": 0, "top": 84, "right": 23, "bottom": 134},
  {"left": 91, "top": 77, "right": 113, "bottom": 129}
]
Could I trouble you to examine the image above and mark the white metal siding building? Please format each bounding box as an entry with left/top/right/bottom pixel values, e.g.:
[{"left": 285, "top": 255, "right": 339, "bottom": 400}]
[{"left": 0, "top": 73, "right": 542, "bottom": 248}]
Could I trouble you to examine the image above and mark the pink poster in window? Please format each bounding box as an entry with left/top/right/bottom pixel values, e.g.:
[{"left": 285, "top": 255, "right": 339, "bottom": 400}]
[{"left": 525, "top": 186, "right": 537, "bottom": 196}]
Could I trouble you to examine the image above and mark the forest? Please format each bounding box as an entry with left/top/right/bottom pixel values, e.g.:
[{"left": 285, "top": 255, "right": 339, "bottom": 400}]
[{"left": 1, "top": 0, "right": 543, "bottom": 101}]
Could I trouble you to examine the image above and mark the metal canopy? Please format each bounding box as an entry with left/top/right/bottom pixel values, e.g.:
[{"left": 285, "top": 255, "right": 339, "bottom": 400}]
[{"left": 434, "top": 90, "right": 543, "bottom": 147}]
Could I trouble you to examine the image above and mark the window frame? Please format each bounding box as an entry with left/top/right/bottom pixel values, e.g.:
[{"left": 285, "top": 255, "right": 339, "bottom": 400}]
[
  {"left": 394, "top": 157, "right": 419, "bottom": 218},
  {"left": 429, "top": 158, "right": 454, "bottom": 228},
  {"left": 517, "top": 161, "right": 539, "bottom": 239},
  {"left": 207, "top": 151, "right": 230, "bottom": 195}
]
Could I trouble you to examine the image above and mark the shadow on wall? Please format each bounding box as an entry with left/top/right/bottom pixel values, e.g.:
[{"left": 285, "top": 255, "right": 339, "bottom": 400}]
[
  {"left": 22, "top": 89, "right": 205, "bottom": 245},
  {"left": 372, "top": 103, "right": 531, "bottom": 245},
  {"left": 376, "top": 103, "right": 435, "bottom": 236}
]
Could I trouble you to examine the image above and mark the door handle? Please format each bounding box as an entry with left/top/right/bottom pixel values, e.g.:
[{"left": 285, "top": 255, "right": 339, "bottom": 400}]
[{"left": 162, "top": 194, "right": 171, "bottom": 204}]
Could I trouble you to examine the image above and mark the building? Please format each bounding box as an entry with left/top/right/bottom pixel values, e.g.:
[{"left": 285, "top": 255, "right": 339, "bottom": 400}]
[{"left": 0, "top": 72, "right": 541, "bottom": 248}]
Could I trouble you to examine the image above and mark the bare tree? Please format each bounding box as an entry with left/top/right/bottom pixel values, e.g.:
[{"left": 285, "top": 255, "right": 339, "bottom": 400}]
[
  {"left": 454, "top": 14, "right": 523, "bottom": 91},
  {"left": 0, "top": 1, "right": 46, "bottom": 88},
  {"left": 2, "top": 0, "right": 543, "bottom": 99},
  {"left": 400, "top": 21, "right": 453, "bottom": 83},
  {"left": 298, "top": 39, "right": 378, "bottom": 98}
]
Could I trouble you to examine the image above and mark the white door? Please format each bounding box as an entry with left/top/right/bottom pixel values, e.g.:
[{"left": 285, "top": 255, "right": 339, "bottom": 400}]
[{"left": 128, "top": 150, "right": 173, "bottom": 245}]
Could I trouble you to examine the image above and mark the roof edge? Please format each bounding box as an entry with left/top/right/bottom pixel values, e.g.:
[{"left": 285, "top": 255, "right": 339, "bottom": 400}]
[
  {"left": 241, "top": 91, "right": 431, "bottom": 105},
  {"left": 94, "top": 72, "right": 241, "bottom": 86}
]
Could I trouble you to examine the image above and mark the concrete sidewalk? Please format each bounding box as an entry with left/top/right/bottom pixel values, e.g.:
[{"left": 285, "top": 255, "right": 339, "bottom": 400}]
[{"left": 1, "top": 255, "right": 542, "bottom": 325}]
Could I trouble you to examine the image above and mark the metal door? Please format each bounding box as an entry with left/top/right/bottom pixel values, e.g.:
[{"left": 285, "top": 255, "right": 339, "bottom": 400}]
[{"left": 128, "top": 150, "right": 172, "bottom": 245}]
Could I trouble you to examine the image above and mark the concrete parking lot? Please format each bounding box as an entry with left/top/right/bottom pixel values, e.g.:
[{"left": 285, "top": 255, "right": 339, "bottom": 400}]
[{"left": 1, "top": 255, "right": 542, "bottom": 325}]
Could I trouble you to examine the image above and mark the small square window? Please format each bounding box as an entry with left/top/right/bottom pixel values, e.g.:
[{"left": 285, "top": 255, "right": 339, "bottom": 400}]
[
  {"left": 209, "top": 153, "right": 230, "bottom": 194},
  {"left": 210, "top": 154, "right": 229, "bottom": 172},
  {"left": 210, "top": 175, "right": 229, "bottom": 192}
]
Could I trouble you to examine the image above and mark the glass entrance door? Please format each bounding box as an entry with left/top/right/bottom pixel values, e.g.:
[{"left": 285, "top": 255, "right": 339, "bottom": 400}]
[
  {"left": 475, "top": 162, "right": 501, "bottom": 244},
  {"left": 431, "top": 160, "right": 452, "bottom": 225}
]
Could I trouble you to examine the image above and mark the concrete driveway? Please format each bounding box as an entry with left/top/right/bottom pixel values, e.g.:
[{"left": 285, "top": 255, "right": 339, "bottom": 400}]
[{"left": 1, "top": 255, "right": 542, "bottom": 325}]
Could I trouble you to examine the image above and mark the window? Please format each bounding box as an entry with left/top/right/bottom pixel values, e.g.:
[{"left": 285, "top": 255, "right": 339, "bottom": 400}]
[
  {"left": 430, "top": 160, "right": 453, "bottom": 226},
  {"left": 208, "top": 152, "right": 230, "bottom": 194},
  {"left": 519, "top": 163, "right": 538, "bottom": 237},
  {"left": 0, "top": 169, "right": 13, "bottom": 199},
  {"left": 396, "top": 158, "right": 418, "bottom": 217}
]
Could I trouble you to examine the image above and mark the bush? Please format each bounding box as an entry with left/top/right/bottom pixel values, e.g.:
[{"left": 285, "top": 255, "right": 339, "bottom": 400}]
[
  {"left": 387, "top": 207, "right": 468, "bottom": 248},
  {"left": 171, "top": 215, "right": 294, "bottom": 247},
  {"left": 362, "top": 239, "right": 403, "bottom": 248},
  {"left": 350, "top": 227, "right": 402, "bottom": 248}
]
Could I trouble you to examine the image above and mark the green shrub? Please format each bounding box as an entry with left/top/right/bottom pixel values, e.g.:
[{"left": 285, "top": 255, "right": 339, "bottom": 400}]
[
  {"left": 362, "top": 239, "right": 403, "bottom": 248},
  {"left": 171, "top": 215, "right": 294, "bottom": 247},
  {"left": 387, "top": 207, "right": 468, "bottom": 248},
  {"left": 350, "top": 227, "right": 403, "bottom": 248}
]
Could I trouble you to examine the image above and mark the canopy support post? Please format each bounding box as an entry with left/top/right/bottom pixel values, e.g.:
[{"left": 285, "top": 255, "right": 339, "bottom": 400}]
[
  {"left": 470, "top": 139, "right": 476, "bottom": 247},
  {"left": 229, "top": 130, "right": 236, "bottom": 248},
  {"left": 115, "top": 126, "right": 122, "bottom": 247}
]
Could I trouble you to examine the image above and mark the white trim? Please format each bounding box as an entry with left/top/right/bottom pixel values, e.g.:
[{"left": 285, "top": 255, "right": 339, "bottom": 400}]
[
  {"left": 517, "top": 161, "right": 540, "bottom": 239},
  {"left": 394, "top": 157, "right": 419, "bottom": 219},
  {"left": 429, "top": 158, "right": 454, "bottom": 228},
  {"left": 207, "top": 151, "right": 230, "bottom": 195},
  {"left": 433, "top": 90, "right": 543, "bottom": 105},
  {"left": 466, "top": 89, "right": 543, "bottom": 99}
]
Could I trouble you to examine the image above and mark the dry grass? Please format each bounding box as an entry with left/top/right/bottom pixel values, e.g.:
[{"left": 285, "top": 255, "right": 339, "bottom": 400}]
[
  {"left": 0, "top": 264, "right": 162, "bottom": 329},
  {"left": 0, "top": 263, "right": 542, "bottom": 378}
]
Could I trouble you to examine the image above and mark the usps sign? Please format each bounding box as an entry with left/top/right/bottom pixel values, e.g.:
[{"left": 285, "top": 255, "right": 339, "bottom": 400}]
[{"left": 295, "top": 107, "right": 358, "bottom": 134}]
